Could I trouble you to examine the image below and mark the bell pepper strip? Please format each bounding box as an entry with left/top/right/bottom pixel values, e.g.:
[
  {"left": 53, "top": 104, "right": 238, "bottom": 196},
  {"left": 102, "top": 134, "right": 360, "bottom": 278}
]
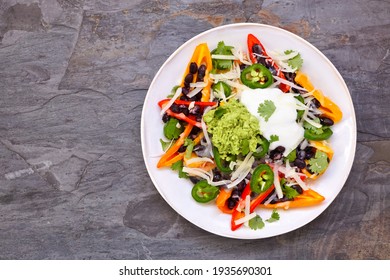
[
  {"left": 231, "top": 182, "right": 275, "bottom": 231},
  {"left": 294, "top": 71, "right": 342, "bottom": 123},
  {"left": 181, "top": 43, "right": 213, "bottom": 102},
  {"left": 216, "top": 188, "right": 234, "bottom": 214},
  {"left": 260, "top": 188, "right": 324, "bottom": 210},
  {"left": 158, "top": 99, "right": 202, "bottom": 128},
  {"left": 240, "top": 64, "right": 273, "bottom": 89},
  {"left": 191, "top": 180, "right": 220, "bottom": 203},
  {"left": 213, "top": 147, "right": 232, "bottom": 173},
  {"left": 161, "top": 132, "right": 205, "bottom": 168},
  {"left": 157, "top": 123, "right": 194, "bottom": 168},
  {"left": 250, "top": 164, "right": 274, "bottom": 193},
  {"left": 247, "top": 34, "right": 290, "bottom": 92},
  {"left": 231, "top": 183, "right": 251, "bottom": 231},
  {"left": 158, "top": 99, "right": 217, "bottom": 107}
]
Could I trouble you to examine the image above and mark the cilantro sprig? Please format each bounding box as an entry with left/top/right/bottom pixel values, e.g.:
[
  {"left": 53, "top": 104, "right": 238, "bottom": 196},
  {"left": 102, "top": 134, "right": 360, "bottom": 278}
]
[
  {"left": 257, "top": 100, "right": 276, "bottom": 122},
  {"left": 284, "top": 50, "right": 303, "bottom": 70},
  {"left": 211, "top": 41, "right": 234, "bottom": 70},
  {"left": 308, "top": 150, "right": 329, "bottom": 174}
]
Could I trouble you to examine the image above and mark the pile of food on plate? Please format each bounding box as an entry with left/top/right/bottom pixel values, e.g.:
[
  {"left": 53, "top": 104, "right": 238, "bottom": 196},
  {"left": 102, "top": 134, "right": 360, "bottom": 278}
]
[{"left": 156, "top": 33, "right": 342, "bottom": 231}]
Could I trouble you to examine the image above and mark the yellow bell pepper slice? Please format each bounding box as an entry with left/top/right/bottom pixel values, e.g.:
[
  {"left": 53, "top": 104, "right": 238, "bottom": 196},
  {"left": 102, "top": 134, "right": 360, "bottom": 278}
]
[{"left": 295, "top": 71, "right": 342, "bottom": 123}]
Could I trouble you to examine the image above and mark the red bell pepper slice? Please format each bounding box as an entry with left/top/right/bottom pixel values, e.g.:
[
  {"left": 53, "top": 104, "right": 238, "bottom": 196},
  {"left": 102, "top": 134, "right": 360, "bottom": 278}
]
[
  {"left": 247, "top": 34, "right": 290, "bottom": 93},
  {"left": 230, "top": 183, "right": 275, "bottom": 231},
  {"left": 158, "top": 99, "right": 202, "bottom": 128},
  {"left": 158, "top": 99, "right": 217, "bottom": 107}
]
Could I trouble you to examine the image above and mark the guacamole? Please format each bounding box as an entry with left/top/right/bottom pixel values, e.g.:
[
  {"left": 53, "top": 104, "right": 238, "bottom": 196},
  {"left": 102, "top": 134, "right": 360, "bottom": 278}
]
[{"left": 203, "top": 99, "right": 261, "bottom": 159}]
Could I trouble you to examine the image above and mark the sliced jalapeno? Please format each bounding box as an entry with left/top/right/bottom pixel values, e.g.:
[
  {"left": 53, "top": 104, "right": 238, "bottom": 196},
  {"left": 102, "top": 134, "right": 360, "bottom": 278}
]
[
  {"left": 253, "top": 136, "right": 270, "bottom": 159},
  {"left": 240, "top": 64, "right": 273, "bottom": 89},
  {"left": 191, "top": 180, "right": 220, "bottom": 203},
  {"left": 213, "top": 146, "right": 232, "bottom": 173},
  {"left": 250, "top": 164, "right": 274, "bottom": 194},
  {"left": 212, "top": 81, "right": 232, "bottom": 97},
  {"left": 304, "top": 127, "right": 333, "bottom": 141}
]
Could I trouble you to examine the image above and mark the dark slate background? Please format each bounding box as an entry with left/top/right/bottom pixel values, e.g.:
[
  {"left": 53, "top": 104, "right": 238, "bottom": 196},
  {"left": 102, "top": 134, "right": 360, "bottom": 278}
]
[{"left": 0, "top": 0, "right": 389, "bottom": 259}]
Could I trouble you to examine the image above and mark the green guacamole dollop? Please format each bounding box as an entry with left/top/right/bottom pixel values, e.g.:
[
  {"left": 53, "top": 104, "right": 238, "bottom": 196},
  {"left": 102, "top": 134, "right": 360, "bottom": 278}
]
[{"left": 203, "top": 99, "right": 261, "bottom": 160}]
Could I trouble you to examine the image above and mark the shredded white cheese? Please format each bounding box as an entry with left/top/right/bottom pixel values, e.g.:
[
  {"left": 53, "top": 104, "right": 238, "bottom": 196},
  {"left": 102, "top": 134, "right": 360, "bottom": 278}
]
[
  {"left": 234, "top": 212, "right": 257, "bottom": 226},
  {"left": 160, "top": 87, "right": 182, "bottom": 115},
  {"left": 211, "top": 54, "right": 237, "bottom": 60},
  {"left": 187, "top": 86, "right": 203, "bottom": 98}
]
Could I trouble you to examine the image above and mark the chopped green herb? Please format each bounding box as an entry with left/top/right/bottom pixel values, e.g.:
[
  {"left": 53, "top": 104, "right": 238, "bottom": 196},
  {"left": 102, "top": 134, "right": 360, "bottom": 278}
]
[
  {"left": 257, "top": 100, "right": 276, "bottom": 122},
  {"left": 304, "top": 118, "right": 325, "bottom": 135},
  {"left": 266, "top": 209, "right": 280, "bottom": 223},
  {"left": 184, "top": 138, "right": 195, "bottom": 159},
  {"left": 308, "top": 150, "right": 329, "bottom": 174},
  {"left": 284, "top": 50, "right": 303, "bottom": 70},
  {"left": 283, "top": 185, "right": 300, "bottom": 199},
  {"left": 269, "top": 134, "right": 279, "bottom": 143},
  {"left": 171, "top": 160, "right": 188, "bottom": 179},
  {"left": 168, "top": 85, "right": 181, "bottom": 98},
  {"left": 164, "top": 118, "right": 183, "bottom": 140},
  {"left": 285, "top": 149, "right": 297, "bottom": 162},
  {"left": 160, "top": 139, "right": 173, "bottom": 152},
  {"left": 249, "top": 214, "right": 265, "bottom": 230},
  {"left": 211, "top": 41, "right": 234, "bottom": 70}
]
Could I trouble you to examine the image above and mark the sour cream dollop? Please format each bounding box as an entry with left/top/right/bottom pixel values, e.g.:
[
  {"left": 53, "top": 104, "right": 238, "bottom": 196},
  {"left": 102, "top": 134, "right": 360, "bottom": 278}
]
[{"left": 240, "top": 88, "right": 304, "bottom": 156}]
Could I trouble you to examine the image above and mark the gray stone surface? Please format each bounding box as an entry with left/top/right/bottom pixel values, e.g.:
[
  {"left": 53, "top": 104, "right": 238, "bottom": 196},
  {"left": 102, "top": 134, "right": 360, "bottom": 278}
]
[{"left": 0, "top": 0, "right": 389, "bottom": 259}]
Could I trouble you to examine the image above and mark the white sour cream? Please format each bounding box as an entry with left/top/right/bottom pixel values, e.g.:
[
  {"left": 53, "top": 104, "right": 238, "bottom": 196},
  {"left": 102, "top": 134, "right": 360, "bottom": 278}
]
[{"left": 240, "top": 88, "right": 304, "bottom": 156}]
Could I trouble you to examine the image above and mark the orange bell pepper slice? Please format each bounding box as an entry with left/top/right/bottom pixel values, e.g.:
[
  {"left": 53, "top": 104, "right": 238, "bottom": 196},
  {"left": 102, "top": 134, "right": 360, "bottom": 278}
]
[
  {"left": 216, "top": 188, "right": 234, "bottom": 214},
  {"left": 260, "top": 188, "right": 324, "bottom": 210},
  {"left": 157, "top": 123, "right": 193, "bottom": 168},
  {"left": 295, "top": 71, "right": 342, "bottom": 123},
  {"left": 181, "top": 43, "right": 213, "bottom": 102}
]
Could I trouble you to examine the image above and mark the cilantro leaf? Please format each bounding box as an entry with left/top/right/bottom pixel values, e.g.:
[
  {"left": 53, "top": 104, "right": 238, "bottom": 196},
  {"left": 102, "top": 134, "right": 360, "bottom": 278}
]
[
  {"left": 171, "top": 160, "right": 188, "bottom": 179},
  {"left": 285, "top": 149, "right": 297, "bottom": 162},
  {"left": 164, "top": 118, "right": 183, "bottom": 140},
  {"left": 211, "top": 41, "right": 234, "bottom": 70},
  {"left": 284, "top": 50, "right": 303, "bottom": 70},
  {"left": 282, "top": 185, "right": 300, "bottom": 199},
  {"left": 160, "top": 139, "right": 173, "bottom": 152},
  {"left": 308, "top": 150, "right": 329, "bottom": 174},
  {"left": 266, "top": 209, "right": 280, "bottom": 223},
  {"left": 184, "top": 139, "right": 194, "bottom": 159},
  {"left": 249, "top": 215, "right": 265, "bottom": 230},
  {"left": 257, "top": 100, "right": 276, "bottom": 122},
  {"left": 269, "top": 134, "right": 279, "bottom": 143},
  {"left": 303, "top": 118, "right": 325, "bottom": 135}
]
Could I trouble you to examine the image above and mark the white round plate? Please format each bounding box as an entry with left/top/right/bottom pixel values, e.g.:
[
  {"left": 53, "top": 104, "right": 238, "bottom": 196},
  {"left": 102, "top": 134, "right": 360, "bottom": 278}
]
[{"left": 141, "top": 23, "right": 356, "bottom": 239}]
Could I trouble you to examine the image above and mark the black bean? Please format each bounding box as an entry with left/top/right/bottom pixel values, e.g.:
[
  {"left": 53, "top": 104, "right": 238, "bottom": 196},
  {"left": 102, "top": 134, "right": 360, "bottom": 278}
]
[
  {"left": 178, "top": 145, "right": 186, "bottom": 153},
  {"left": 294, "top": 158, "right": 306, "bottom": 169},
  {"left": 284, "top": 72, "right": 296, "bottom": 83},
  {"left": 320, "top": 116, "right": 334, "bottom": 126},
  {"left": 190, "top": 126, "right": 201, "bottom": 136},
  {"left": 189, "top": 176, "right": 200, "bottom": 184},
  {"left": 162, "top": 113, "right": 170, "bottom": 123},
  {"left": 178, "top": 104, "right": 189, "bottom": 115},
  {"left": 291, "top": 185, "right": 304, "bottom": 194},
  {"left": 189, "top": 105, "right": 201, "bottom": 115},
  {"left": 297, "top": 150, "right": 306, "bottom": 160},
  {"left": 184, "top": 73, "right": 193, "bottom": 84},
  {"left": 304, "top": 146, "right": 316, "bottom": 159},
  {"left": 237, "top": 180, "right": 246, "bottom": 192},
  {"left": 252, "top": 44, "right": 263, "bottom": 55},
  {"left": 275, "top": 146, "right": 286, "bottom": 153},
  {"left": 270, "top": 151, "right": 283, "bottom": 161},
  {"left": 227, "top": 197, "right": 237, "bottom": 209},
  {"left": 189, "top": 92, "right": 202, "bottom": 102},
  {"left": 198, "top": 64, "right": 206, "bottom": 77},
  {"left": 193, "top": 144, "right": 205, "bottom": 152},
  {"left": 312, "top": 98, "right": 321, "bottom": 108},
  {"left": 189, "top": 62, "right": 198, "bottom": 74},
  {"left": 213, "top": 169, "right": 222, "bottom": 181},
  {"left": 181, "top": 87, "right": 190, "bottom": 95},
  {"left": 170, "top": 103, "right": 180, "bottom": 113}
]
